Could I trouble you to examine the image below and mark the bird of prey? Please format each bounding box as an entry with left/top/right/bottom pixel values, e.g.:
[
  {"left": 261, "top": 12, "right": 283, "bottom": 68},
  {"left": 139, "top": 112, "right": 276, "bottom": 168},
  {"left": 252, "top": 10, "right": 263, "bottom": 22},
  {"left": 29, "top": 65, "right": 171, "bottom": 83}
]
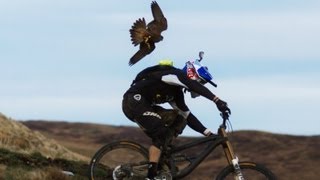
[{"left": 129, "top": 1, "right": 168, "bottom": 66}]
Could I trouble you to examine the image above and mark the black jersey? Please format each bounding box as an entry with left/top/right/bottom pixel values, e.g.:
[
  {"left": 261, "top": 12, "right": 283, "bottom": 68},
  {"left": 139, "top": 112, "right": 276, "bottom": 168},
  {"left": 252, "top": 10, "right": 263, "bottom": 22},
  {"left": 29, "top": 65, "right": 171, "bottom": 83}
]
[{"left": 126, "top": 65, "right": 215, "bottom": 111}]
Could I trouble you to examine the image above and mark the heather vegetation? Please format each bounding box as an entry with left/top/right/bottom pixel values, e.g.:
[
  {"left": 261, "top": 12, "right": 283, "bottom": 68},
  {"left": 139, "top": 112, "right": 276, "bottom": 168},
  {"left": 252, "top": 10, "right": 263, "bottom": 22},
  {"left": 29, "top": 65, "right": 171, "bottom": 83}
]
[{"left": 0, "top": 113, "right": 319, "bottom": 179}]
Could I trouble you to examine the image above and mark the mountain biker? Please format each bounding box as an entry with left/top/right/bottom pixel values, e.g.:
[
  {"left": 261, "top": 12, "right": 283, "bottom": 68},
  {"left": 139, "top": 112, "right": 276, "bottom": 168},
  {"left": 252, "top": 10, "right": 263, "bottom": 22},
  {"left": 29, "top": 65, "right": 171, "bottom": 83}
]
[{"left": 122, "top": 59, "right": 231, "bottom": 180}]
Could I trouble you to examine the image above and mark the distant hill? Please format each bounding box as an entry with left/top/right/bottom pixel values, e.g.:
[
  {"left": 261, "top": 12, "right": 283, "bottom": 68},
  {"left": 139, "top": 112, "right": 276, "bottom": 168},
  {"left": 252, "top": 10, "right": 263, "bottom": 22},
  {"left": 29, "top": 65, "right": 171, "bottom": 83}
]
[{"left": 22, "top": 119, "right": 320, "bottom": 180}]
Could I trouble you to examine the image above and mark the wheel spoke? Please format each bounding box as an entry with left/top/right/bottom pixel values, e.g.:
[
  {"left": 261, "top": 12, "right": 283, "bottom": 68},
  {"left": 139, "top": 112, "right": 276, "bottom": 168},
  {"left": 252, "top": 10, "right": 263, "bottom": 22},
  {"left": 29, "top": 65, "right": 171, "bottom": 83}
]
[{"left": 89, "top": 141, "right": 148, "bottom": 180}]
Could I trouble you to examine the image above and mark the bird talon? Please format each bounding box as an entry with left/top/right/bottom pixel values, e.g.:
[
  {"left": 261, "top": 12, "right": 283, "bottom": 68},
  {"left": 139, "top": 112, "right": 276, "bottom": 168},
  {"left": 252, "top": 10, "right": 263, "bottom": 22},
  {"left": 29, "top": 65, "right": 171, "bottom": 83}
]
[
  {"left": 144, "top": 36, "right": 151, "bottom": 43},
  {"left": 144, "top": 36, "right": 152, "bottom": 49}
]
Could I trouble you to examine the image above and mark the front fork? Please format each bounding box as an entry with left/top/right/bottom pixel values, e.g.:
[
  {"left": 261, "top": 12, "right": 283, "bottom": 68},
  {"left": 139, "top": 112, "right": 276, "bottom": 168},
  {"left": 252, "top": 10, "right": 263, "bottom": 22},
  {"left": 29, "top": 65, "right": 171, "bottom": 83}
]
[{"left": 219, "top": 127, "right": 245, "bottom": 180}]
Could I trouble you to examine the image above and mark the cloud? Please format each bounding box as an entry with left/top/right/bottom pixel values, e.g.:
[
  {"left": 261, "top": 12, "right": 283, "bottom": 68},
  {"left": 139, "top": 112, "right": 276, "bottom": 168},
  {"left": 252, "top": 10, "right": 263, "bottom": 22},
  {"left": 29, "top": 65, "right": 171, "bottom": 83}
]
[
  {"left": 164, "top": 11, "right": 320, "bottom": 60},
  {"left": 219, "top": 73, "right": 320, "bottom": 101}
]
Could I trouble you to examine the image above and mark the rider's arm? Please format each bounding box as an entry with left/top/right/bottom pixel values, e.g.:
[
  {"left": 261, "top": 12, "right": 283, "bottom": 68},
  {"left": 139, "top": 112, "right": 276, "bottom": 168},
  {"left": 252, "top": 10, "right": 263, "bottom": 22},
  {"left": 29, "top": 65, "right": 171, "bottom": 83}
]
[
  {"left": 186, "top": 113, "right": 212, "bottom": 136},
  {"left": 160, "top": 69, "right": 217, "bottom": 101},
  {"left": 169, "top": 92, "right": 212, "bottom": 136},
  {"left": 162, "top": 71, "right": 227, "bottom": 115}
]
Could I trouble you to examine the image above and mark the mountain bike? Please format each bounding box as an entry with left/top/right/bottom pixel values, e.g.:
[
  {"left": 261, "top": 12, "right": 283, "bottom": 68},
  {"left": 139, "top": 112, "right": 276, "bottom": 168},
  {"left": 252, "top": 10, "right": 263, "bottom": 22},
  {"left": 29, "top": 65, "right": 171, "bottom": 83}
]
[{"left": 88, "top": 113, "right": 276, "bottom": 179}]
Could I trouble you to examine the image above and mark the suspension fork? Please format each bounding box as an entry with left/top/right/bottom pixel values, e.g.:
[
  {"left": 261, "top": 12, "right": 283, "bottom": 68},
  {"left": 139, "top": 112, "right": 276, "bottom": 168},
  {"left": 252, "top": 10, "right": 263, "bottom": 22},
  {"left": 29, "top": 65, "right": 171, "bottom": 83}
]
[
  {"left": 218, "top": 127, "right": 244, "bottom": 180},
  {"left": 219, "top": 127, "right": 236, "bottom": 164}
]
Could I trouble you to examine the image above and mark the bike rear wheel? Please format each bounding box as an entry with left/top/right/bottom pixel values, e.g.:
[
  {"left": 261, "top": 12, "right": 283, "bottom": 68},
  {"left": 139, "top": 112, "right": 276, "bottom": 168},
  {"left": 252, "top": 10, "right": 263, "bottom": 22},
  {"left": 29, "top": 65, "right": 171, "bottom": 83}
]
[
  {"left": 89, "top": 140, "right": 149, "bottom": 180},
  {"left": 216, "top": 161, "right": 276, "bottom": 180}
]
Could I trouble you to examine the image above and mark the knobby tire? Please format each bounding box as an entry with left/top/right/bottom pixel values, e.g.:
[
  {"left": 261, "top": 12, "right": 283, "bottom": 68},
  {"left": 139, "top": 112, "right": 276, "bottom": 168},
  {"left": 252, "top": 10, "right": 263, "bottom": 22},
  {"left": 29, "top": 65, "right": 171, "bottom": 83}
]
[
  {"left": 89, "top": 140, "right": 149, "bottom": 180},
  {"left": 215, "top": 161, "right": 276, "bottom": 180}
]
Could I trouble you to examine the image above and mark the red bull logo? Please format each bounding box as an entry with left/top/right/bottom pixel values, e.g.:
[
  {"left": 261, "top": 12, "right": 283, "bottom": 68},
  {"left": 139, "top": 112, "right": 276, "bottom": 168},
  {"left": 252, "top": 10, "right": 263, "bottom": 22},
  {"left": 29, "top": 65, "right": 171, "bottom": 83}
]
[{"left": 187, "top": 67, "right": 199, "bottom": 80}]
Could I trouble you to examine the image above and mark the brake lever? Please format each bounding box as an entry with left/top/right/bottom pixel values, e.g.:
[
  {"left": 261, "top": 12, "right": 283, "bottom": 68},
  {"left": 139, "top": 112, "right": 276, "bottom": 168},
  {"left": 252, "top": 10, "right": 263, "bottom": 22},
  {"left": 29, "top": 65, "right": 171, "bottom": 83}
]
[{"left": 220, "top": 112, "right": 229, "bottom": 120}]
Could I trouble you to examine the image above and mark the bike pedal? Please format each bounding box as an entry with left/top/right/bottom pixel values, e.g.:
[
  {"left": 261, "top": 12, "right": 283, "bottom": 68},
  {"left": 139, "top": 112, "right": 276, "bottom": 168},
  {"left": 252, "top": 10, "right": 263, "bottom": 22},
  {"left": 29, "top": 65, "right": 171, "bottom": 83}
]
[{"left": 157, "top": 171, "right": 172, "bottom": 180}]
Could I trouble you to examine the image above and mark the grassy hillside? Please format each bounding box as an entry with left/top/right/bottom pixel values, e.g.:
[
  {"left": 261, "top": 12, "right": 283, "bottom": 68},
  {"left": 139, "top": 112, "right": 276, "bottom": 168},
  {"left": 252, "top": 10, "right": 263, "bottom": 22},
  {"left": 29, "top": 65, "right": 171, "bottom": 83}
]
[
  {"left": 0, "top": 113, "right": 89, "bottom": 179},
  {"left": 0, "top": 113, "right": 88, "bottom": 162}
]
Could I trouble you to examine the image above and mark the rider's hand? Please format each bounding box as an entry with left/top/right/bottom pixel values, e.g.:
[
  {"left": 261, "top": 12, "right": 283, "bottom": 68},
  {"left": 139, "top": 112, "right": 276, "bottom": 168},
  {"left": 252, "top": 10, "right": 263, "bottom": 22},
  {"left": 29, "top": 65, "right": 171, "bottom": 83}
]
[{"left": 214, "top": 98, "right": 231, "bottom": 115}]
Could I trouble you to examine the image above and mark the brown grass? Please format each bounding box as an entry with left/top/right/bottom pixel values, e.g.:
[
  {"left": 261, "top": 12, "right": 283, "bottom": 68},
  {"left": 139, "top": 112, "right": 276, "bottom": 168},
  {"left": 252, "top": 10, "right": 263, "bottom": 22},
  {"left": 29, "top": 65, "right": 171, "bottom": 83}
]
[
  {"left": 0, "top": 113, "right": 89, "bottom": 162},
  {"left": 3, "top": 166, "right": 79, "bottom": 180}
]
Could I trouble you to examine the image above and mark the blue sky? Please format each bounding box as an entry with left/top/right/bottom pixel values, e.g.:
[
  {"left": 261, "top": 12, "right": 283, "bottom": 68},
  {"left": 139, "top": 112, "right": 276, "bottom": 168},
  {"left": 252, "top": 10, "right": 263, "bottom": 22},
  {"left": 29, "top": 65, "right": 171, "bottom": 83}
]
[{"left": 0, "top": 0, "right": 319, "bottom": 136}]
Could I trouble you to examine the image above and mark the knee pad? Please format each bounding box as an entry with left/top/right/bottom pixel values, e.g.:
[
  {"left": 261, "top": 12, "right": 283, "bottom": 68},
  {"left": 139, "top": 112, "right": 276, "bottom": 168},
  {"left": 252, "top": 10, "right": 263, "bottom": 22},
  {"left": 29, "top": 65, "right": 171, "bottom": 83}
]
[
  {"left": 155, "top": 108, "right": 179, "bottom": 126},
  {"left": 170, "top": 115, "right": 187, "bottom": 136},
  {"left": 152, "top": 126, "right": 174, "bottom": 149}
]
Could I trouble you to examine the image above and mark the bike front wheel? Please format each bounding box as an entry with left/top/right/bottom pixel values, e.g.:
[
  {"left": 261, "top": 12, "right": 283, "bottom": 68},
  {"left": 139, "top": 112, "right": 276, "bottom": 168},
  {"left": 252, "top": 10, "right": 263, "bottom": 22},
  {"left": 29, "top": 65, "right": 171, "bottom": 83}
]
[
  {"left": 89, "top": 140, "right": 149, "bottom": 180},
  {"left": 216, "top": 161, "right": 276, "bottom": 180}
]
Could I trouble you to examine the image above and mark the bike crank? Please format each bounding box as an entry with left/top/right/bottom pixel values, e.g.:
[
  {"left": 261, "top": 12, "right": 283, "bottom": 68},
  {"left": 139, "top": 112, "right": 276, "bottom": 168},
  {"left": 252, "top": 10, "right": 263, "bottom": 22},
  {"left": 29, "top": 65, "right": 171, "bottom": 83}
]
[{"left": 157, "top": 171, "right": 172, "bottom": 180}]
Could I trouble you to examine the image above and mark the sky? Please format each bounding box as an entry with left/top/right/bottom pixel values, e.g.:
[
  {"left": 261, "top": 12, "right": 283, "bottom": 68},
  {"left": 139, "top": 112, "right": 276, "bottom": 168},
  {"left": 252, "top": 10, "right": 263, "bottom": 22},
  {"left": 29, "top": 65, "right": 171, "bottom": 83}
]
[{"left": 0, "top": 0, "right": 319, "bottom": 136}]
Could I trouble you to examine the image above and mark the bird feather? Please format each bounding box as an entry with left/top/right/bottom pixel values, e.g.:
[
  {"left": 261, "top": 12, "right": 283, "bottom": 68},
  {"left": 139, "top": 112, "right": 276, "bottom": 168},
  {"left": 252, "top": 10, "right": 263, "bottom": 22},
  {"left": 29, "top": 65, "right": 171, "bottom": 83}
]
[{"left": 129, "top": 18, "right": 149, "bottom": 46}]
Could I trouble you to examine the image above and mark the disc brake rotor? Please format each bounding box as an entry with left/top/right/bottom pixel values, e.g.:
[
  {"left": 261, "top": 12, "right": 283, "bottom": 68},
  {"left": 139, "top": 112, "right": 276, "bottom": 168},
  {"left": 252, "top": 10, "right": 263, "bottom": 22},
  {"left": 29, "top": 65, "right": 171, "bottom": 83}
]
[{"left": 112, "top": 165, "right": 133, "bottom": 180}]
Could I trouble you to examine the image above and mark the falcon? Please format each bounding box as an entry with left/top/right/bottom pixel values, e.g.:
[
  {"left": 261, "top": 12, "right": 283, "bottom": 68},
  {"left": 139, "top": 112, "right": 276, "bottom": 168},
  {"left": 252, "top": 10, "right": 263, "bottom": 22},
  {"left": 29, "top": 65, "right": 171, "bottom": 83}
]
[{"left": 129, "top": 1, "right": 168, "bottom": 66}]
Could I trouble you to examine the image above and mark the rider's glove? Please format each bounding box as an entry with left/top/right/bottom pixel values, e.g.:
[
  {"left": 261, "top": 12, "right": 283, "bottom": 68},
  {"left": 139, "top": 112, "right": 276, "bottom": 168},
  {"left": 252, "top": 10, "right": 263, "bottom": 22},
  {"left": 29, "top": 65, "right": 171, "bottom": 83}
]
[{"left": 213, "top": 97, "right": 231, "bottom": 115}]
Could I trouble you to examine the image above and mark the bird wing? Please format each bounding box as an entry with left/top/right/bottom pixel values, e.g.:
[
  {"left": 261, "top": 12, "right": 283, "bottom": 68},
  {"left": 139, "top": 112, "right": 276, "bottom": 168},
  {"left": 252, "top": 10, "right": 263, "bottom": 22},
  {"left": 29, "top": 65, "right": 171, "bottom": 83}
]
[
  {"left": 129, "top": 42, "right": 156, "bottom": 66},
  {"left": 129, "top": 18, "right": 149, "bottom": 46},
  {"left": 151, "top": 1, "right": 167, "bottom": 31}
]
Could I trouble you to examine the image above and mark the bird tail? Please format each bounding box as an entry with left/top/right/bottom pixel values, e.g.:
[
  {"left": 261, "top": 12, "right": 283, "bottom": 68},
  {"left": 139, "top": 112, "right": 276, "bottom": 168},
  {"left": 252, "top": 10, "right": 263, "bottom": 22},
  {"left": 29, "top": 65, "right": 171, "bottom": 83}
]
[
  {"left": 129, "top": 50, "right": 146, "bottom": 66},
  {"left": 129, "top": 42, "right": 155, "bottom": 66},
  {"left": 130, "top": 18, "right": 148, "bottom": 46}
]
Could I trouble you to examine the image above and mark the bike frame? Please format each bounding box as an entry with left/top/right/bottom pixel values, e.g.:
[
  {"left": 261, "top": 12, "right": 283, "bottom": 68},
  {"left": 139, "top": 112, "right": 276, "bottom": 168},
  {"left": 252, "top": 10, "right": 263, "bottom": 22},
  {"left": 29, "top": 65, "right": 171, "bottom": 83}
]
[
  {"left": 165, "top": 125, "right": 238, "bottom": 179},
  {"left": 89, "top": 112, "right": 274, "bottom": 180}
]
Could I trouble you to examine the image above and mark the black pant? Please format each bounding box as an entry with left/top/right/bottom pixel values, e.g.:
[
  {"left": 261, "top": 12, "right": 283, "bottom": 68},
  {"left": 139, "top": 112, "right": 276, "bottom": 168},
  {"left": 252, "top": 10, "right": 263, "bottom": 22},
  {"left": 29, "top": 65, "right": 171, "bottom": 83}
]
[{"left": 122, "top": 92, "right": 184, "bottom": 149}]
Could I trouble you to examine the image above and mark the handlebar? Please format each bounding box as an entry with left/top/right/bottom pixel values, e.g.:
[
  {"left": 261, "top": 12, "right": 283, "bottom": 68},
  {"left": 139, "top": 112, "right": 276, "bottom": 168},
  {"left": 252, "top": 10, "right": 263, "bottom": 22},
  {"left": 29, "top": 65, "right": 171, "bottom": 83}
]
[{"left": 220, "top": 112, "right": 230, "bottom": 129}]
